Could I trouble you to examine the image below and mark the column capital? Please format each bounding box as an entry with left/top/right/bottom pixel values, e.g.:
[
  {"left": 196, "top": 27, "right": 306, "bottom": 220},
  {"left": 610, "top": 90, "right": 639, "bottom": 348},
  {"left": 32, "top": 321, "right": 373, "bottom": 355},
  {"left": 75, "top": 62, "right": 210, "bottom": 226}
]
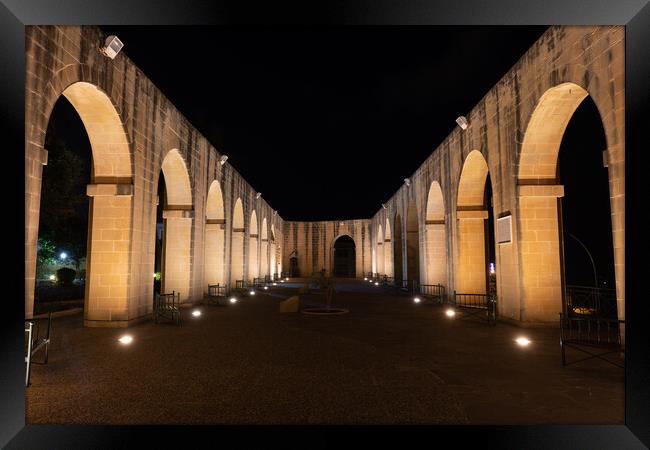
[
  {"left": 163, "top": 209, "right": 194, "bottom": 219},
  {"left": 86, "top": 183, "right": 133, "bottom": 197},
  {"left": 517, "top": 184, "right": 564, "bottom": 198}
]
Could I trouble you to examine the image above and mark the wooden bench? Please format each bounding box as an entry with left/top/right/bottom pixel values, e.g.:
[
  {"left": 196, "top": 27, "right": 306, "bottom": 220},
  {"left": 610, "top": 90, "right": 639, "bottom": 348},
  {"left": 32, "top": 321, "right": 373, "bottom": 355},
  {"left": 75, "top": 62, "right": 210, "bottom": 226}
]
[
  {"left": 205, "top": 284, "right": 229, "bottom": 306},
  {"left": 415, "top": 284, "right": 446, "bottom": 305},
  {"left": 154, "top": 291, "right": 181, "bottom": 326},
  {"left": 25, "top": 312, "right": 52, "bottom": 387},
  {"left": 559, "top": 313, "right": 625, "bottom": 368},
  {"left": 451, "top": 291, "right": 498, "bottom": 326}
]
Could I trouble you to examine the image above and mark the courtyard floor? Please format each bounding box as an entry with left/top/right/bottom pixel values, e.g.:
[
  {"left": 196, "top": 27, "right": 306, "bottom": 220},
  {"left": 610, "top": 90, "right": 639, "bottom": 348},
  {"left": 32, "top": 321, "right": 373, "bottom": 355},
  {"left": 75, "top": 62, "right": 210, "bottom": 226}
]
[{"left": 26, "top": 279, "right": 624, "bottom": 425}]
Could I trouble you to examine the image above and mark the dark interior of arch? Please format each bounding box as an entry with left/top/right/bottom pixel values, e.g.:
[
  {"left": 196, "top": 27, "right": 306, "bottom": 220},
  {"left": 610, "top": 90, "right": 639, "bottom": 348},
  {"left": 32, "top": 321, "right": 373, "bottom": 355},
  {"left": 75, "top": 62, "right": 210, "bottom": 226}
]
[{"left": 333, "top": 235, "right": 356, "bottom": 278}]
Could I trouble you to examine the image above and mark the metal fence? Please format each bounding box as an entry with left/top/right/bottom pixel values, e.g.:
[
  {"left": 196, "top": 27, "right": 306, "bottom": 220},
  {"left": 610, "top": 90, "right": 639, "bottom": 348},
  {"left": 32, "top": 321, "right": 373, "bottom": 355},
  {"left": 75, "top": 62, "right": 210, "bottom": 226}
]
[
  {"left": 565, "top": 285, "right": 617, "bottom": 319},
  {"left": 452, "top": 291, "right": 497, "bottom": 325},
  {"left": 559, "top": 312, "right": 624, "bottom": 367}
]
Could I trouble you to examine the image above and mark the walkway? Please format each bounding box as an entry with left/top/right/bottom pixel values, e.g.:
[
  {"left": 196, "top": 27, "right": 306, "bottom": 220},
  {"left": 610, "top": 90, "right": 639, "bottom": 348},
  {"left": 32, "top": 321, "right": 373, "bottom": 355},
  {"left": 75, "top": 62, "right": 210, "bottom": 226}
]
[{"left": 26, "top": 280, "right": 623, "bottom": 425}]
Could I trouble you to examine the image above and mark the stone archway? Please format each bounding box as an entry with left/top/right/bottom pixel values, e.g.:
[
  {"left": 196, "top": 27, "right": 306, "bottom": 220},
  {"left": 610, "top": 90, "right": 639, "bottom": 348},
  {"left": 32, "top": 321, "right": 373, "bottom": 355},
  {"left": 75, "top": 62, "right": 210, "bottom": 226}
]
[
  {"left": 158, "top": 149, "right": 193, "bottom": 302},
  {"left": 231, "top": 199, "right": 245, "bottom": 285},
  {"left": 249, "top": 210, "right": 259, "bottom": 280},
  {"left": 517, "top": 82, "right": 622, "bottom": 322},
  {"left": 425, "top": 181, "right": 447, "bottom": 286},
  {"left": 456, "top": 150, "right": 492, "bottom": 295},
  {"left": 384, "top": 218, "right": 392, "bottom": 277},
  {"left": 205, "top": 180, "right": 225, "bottom": 291},
  {"left": 333, "top": 235, "right": 356, "bottom": 278},
  {"left": 261, "top": 218, "right": 269, "bottom": 278},
  {"left": 31, "top": 81, "right": 135, "bottom": 324},
  {"left": 393, "top": 213, "right": 403, "bottom": 285},
  {"left": 406, "top": 199, "right": 420, "bottom": 286},
  {"left": 376, "top": 225, "right": 384, "bottom": 275}
]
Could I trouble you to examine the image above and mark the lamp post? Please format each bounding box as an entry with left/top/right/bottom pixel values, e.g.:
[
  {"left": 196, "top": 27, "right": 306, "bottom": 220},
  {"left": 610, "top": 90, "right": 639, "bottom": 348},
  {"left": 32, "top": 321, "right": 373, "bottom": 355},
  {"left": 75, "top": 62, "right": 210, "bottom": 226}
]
[{"left": 567, "top": 232, "right": 600, "bottom": 313}]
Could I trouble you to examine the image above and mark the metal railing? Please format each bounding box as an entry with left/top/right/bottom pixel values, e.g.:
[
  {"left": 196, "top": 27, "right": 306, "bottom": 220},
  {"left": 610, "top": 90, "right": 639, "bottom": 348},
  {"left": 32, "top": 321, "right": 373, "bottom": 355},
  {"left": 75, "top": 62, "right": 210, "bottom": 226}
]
[
  {"left": 451, "top": 291, "right": 497, "bottom": 325},
  {"left": 415, "top": 284, "right": 446, "bottom": 304},
  {"left": 154, "top": 291, "right": 181, "bottom": 326},
  {"left": 205, "top": 284, "right": 229, "bottom": 306},
  {"left": 565, "top": 285, "right": 617, "bottom": 319},
  {"left": 559, "top": 312, "right": 624, "bottom": 368}
]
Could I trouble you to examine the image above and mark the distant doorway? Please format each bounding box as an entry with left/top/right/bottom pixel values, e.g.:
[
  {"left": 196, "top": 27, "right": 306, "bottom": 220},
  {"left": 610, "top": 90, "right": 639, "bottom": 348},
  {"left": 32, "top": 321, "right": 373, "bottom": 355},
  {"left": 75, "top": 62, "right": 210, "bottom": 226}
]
[{"left": 333, "top": 235, "right": 356, "bottom": 278}]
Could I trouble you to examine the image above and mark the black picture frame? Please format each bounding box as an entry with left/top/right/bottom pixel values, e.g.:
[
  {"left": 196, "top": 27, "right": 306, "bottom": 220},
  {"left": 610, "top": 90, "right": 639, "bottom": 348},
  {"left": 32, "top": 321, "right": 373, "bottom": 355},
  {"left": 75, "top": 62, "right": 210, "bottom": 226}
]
[{"left": 2, "top": 1, "right": 648, "bottom": 448}]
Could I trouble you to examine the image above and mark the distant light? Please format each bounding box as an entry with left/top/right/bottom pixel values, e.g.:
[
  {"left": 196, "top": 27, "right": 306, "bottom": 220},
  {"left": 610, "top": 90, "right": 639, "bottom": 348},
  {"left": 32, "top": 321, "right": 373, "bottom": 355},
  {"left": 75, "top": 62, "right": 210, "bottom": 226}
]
[
  {"left": 220, "top": 155, "right": 228, "bottom": 165},
  {"left": 153, "top": 273, "right": 157, "bottom": 278},
  {"left": 404, "top": 178, "right": 410, "bottom": 186},
  {"left": 49, "top": 274, "right": 56, "bottom": 281},
  {"left": 273, "top": 282, "right": 277, "bottom": 286},
  {"left": 374, "top": 282, "right": 379, "bottom": 286},
  {"left": 118, "top": 335, "right": 133, "bottom": 345},
  {"left": 250, "top": 290, "right": 255, "bottom": 296},
  {"left": 285, "top": 278, "right": 289, "bottom": 281},
  {"left": 59, "top": 252, "right": 68, "bottom": 260},
  {"left": 456, "top": 116, "right": 469, "bottom": 130},
  {"left": 445, "top": 309, "right": 456, "bottom": 318},
  {"left": 192, "top": 310, "right": 202, "bottom": 317},
  {"left": 364, "top": 277, "right": 368, "bottom": 281},
  {"left": 229, "top": 297, "right": 237, "bottom": 304},
  {"left": 516, "top": 337, "right": 531, "bottom": 347},
  {"left": 489, "top": 262, "right": 496, "bottom": 275},
  {"left": 264, "top": 286, "right": 268, "bottom": 290},
  {"left": 414, "top": 297, "right": 421, "bottom": 303}
]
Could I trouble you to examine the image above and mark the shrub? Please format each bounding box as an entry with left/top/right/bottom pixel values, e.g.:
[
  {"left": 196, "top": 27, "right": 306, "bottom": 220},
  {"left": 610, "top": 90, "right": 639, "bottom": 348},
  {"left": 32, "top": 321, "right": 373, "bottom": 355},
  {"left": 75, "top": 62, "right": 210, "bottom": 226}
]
[{"left": 56, "top": 267, "right": 76, "bottom": 286}]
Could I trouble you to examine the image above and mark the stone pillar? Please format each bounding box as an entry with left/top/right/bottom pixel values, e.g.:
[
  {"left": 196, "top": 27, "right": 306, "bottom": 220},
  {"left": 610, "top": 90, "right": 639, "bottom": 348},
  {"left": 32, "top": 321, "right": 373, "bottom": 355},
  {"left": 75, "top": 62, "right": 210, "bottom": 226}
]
[
  {"left": 25, "top": 144, "right": 48, "bottom": 318},
  {"left": 162, "top": 209, "right": 193, "bottom": 303},
  {"left": 270, "top": 241, "right": 277, "bottom": 278},
  {"left": 456, "top": 210, "right": 488, "bottom": 294},
  {"left": 231, "top": 228, "right": 245, "bottom": 285},
  {"left": 425, "top": 220, "right": 447, "bottom": 286},
  {"left": 84, "top": 183, "right": 134, "bottom": 326},
  {"left": 384, "top": 238, "right": 392, "bottom": 277},
  {"left": 261, "top": 238, "right": 269, "bottom": 277},
  {"left": 377, "top": 242, "right": 384, "bottom": 274},
  {"left": 204, "top": 218, "right": 225, "bottom": 291},
  {"left": 249, "top": 235, "right": 259, "bottom": 280},
  {"left": 517, "top": 184, "right": 564, "bottom": 322}
]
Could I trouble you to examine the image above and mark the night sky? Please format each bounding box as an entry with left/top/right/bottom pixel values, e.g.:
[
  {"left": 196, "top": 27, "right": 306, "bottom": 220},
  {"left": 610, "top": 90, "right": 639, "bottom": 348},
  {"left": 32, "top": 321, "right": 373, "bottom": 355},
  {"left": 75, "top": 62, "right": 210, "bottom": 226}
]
[{"left": 99, "top": 26, "right": 548, "bottom": 221}]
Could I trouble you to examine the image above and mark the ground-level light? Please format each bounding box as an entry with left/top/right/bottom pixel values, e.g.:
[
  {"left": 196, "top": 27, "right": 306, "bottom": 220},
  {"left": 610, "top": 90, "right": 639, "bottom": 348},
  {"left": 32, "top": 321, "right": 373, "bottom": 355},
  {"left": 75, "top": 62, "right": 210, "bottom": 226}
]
[
  {"left": 273, "top": 282, "right": 277, "bottom": 286},
  {"left": 413, "top": 297, "right": 421, "bottom": 304},
  {"left": 516, "top": 337, "right": 531, "bottom": 347},
  {"left": 445, "top": 309, "right": 456, "bottom": 318},
  {"left": 192, "top": 310, "right": 202, "bottom": 317},
  {"left": 250, "top": 290, "right": 255, "bottom": 296},
  {"left": 374, "top": 282, "right": 379, "bottom": 286},
  {"left": 364, "top": 277, "right": 367, "bottom": 281},
  {"left": 229, "top": 297, "right": 237, "bottom": 304},
  {"left": 264, "top": 286, "right": 268, "bottom": 290},
  {"left": 118, "top": 335, "right": 133, "bottom": 345}
]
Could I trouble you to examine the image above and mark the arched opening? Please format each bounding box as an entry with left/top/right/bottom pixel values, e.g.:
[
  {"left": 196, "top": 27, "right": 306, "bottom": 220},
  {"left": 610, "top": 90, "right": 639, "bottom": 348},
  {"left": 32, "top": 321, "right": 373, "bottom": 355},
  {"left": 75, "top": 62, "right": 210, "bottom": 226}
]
[
  {"left": 456, "top": 150, "right": 494, "bottom": 295},
  {"left": 204, "top": 180, "right": 225, "bottom": 291},
  {"left": 270, "top": 225, "right": 277, "bottom": 278},
  {"left": 377, "top": 225, "right": 384, "bottom": 275},
  {"left": 425, "top": 181, "right": 447, "bottom": 286},
  {"left": 406, "top": 199, "right": 420, "bottom": 287},
  {"left": 231, "top": 198, "right": 245, "bottom": 285},
  {"left": 34, "top": 81, "right": 133, "bottom": 323},
  {"left": 249, "top": 210, "right": 259, "bottom": 280},
  {"left": 393, "top": 213, "right": 403, "bottom": 285},
  {"left": 261, "top": 218, "right": 269, "bottom": 278},
  {"left": 156, "top": 149, "right": 193, "bottom": 302},
  {"left": 384, "top": 218, "right": 392, "bottom": 277},
  {"left": 518, "top": 82, "right": 619, "bottom": 321},
  {"left": 333, "top": 235, "right": 356, "bottom": 278}
]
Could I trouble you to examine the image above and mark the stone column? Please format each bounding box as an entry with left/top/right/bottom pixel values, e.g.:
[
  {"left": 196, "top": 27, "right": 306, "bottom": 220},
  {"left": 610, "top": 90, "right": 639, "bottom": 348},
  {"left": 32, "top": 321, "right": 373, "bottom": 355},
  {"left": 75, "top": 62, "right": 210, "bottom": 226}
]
[
  {"left": 204, "top": 218, "right": 225, "bottom": 291},
  {"left": 456, "top": 210, "right": 488, "bottom": 294},
  {"left": 25, "top": 144, "right": 48, "bottom": 318},
  {"left": 517, "top": 184, "right": 564, "bottom": 323},
  {"left": 162, "top": 208, "right": 193, "bottom": 303},
  {"left": 84, "top": 183, "right": 134, "bottom": 326}
]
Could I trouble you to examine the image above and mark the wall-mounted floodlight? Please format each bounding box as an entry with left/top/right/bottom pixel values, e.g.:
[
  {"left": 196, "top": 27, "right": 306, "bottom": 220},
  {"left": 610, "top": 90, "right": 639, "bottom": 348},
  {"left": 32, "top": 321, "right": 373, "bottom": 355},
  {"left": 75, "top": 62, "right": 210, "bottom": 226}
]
[
  {"left": 404, "top": 178, "right": 410, "bottom": 187},
  {"left": 220, "top": 155, "right": 228, "bottom": 165},
  {"left": 456, "top": 116, "right": 469, "bottom": 130},
  {"left": 256, "top": 192, "right": 262, "bottom": 199},
  {"left": 273, "top": 210, "right": 277, "bottom": 216},
  {"left": 381, "top": 203, "right": 387, "bottom": 209},
  {"left": 340, "top": 222, "right": 345, "bottom": 226},
  {"left": 100, "top": 35, "right": 123, "bottom": 60}
]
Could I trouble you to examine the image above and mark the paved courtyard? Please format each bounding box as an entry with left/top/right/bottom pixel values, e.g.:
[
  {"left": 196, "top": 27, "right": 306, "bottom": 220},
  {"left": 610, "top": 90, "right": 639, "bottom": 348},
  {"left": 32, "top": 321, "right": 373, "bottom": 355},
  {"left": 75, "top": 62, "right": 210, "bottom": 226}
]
[{"left": 26, "top": 280, "right": 624, "bottom": 425}]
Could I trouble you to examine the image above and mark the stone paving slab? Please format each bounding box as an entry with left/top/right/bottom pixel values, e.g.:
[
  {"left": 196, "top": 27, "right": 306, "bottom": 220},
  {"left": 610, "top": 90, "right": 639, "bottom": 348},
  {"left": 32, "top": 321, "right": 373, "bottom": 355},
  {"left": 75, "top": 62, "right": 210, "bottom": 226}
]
[{"left": 26, "top": 281, "right": 623, "bottom": 425}]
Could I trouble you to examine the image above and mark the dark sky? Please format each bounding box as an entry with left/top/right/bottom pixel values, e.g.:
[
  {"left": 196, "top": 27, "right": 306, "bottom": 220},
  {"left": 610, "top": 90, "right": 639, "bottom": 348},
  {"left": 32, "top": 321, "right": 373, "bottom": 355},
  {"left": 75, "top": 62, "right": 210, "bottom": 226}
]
[{"left": 99, "top": 26, "right": 548, "bottom": 221}]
